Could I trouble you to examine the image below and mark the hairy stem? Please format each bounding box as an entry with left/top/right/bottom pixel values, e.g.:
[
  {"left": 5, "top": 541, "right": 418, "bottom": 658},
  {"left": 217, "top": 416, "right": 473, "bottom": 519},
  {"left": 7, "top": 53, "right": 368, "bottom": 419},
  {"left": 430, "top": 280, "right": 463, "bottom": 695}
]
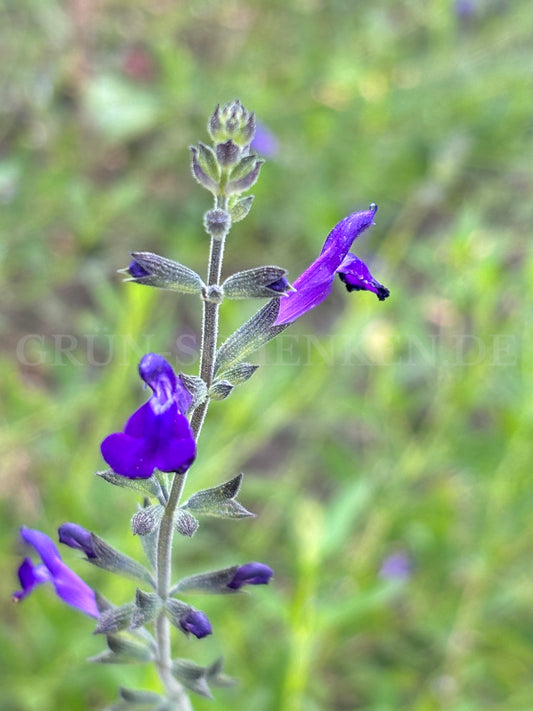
[{"left": 153, "top": 212, "right": 227, "bottom": 707}]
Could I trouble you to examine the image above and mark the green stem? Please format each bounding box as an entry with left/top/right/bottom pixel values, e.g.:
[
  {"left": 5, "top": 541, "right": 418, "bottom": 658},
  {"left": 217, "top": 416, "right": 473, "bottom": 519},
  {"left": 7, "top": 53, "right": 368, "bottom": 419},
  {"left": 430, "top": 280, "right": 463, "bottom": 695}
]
[{"left": 153, "top": 215, "right": 227, "bottom": 707}]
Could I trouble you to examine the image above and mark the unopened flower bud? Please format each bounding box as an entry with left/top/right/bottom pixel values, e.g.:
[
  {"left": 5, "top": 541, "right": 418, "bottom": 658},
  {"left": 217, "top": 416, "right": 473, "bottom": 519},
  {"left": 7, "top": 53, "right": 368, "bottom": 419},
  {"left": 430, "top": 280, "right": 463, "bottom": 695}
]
[
  {"left": 207, "top": 100, "right": 255, "bottom": 147},
  {"left": 227, "top": 562, "right": 273, "bottom": 589},
  {"left": 190, "top": 146, "right": 220, "bottom": 194},
  {"left": 203, "top": 208, "right": 231, "bottom": 239},
  {"left": 222, "top": 266, "right": 291, "bottom": 299},
  {"left": 58, "top": 523, "right": 96, "bottom": 559},
  {"left": 124, "top": 252, "right": 204, "bottom": 294},
  {"left": 179, "top": 608, "right": 212, "bottom": 639},
  {"left": 215, "top": 139, "right": 241, "bottom": 167}
]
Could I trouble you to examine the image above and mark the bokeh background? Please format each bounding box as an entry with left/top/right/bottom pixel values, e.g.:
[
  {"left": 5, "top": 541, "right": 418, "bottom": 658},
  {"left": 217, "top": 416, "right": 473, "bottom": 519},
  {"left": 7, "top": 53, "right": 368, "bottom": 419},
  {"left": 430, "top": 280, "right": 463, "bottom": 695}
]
[{"left": 1, "top": 1, "right": 533, "bottom": 710}]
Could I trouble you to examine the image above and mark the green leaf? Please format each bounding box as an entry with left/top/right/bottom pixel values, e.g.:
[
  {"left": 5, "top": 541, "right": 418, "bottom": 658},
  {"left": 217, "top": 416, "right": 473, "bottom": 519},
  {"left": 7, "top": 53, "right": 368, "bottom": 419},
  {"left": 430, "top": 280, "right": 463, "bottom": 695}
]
[
  {"left": 171, "top": 659, "right": 213, "bottom": 699},
  {"left": 96, "top": 469, "right": 164, "bottom": 500},
  {"left": 89, "top": 634, "right": 154, "bottom": 664},
  {"left": 94, "top": 603, "right": 135, "bottom": 634},
  {"left": 181, "top": 473, "right": 255, "bottom": 519},
  {"left": 217, "top": 362, "right": 259, "bottom": 385},
  {"left": 214, "top": 299, "right": 287, "bottom": 375}
]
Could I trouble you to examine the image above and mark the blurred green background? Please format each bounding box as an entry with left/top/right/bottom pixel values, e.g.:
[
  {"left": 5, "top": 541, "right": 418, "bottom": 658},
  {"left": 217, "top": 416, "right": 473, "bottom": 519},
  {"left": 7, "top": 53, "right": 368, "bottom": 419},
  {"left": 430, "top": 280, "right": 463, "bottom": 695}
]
[{"left": 1, "top": 0, "right": 532, "bottom": 709}]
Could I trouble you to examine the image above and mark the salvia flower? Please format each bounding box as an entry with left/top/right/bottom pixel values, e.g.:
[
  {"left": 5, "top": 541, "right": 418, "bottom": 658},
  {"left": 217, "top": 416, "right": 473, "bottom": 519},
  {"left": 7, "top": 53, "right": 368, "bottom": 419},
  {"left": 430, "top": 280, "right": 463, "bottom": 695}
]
[
  {"left": 13, "top": 527, "right": 99, "bottom": 618},
  {"left": 250, "top": 122, "right": 279, "bottom": 157},
  {"left": 179, "top": 609, "right": 212, "bottom": 639},
  {"left": 227, "top": 562, "right": 274, "bottom": 590},
  {"left": 101, "top": 353, "right": 196, "bottom": 479},
  {"left": 58, "top": 522, "right": 96, "bottom": 558},
  {"left": 379, "top": 551, "right": 412, "bottom": 581},
  {"left": 274, "top": 204, "right": 389, "bottom": 326}
]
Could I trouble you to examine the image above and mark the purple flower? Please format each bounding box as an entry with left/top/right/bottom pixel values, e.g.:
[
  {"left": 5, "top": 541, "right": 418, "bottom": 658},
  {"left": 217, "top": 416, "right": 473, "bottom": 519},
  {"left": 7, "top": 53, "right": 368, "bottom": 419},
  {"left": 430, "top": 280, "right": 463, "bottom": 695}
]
[
  {"left": 101, "top": 353, "right": 196, "bottom": 479},
  {"left": 274, "top": 204, "right": 389, "bottom": 326},
  {"left": 13, "top": 527, "right": 99, "bottom": 618},
  {"left": 58, "top": 523, "right": 96, "bottom": 559},
  {"left": 250, "top": 122, "right": 279, "bottom": 157},
  {"left": 179, "top": 609, "right": 212, "bottom": 639},
  {"left": 379, "top": 552, "right": 412, "bottom": 581},
  {"left": 227, "top": 562, "right": 274, "bottom": 590},
  {"left": 337, "top": 253, "right": 389, "bottom": 301}
]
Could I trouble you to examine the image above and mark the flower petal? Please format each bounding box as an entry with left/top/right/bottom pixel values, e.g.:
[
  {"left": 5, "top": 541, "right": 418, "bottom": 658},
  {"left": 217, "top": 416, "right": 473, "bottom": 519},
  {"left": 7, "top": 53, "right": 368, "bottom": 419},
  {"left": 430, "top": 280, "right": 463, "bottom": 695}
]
[
  {"left": 13, "top": 559, "right": 50, "bottom": 601},
  {"left": 51, "top": 562, "right": 99, "bottom": 617},
  {"left": 320, "top": 204, "right": 377, "bottom": 257},
  {"left": 227, "top": 562, "right": 274, "bottom": 589},
  {"left": 16, "top": 528, "right": 99, "bottom": 617},
  {"left": 337, "top": 252, "right": 390, "bottom": 301},
  {"left": 101, "top": 432, "right": 157, "bottom": 479},
  {"left": 21, "top": 527, "right": 64, "bottom": 576}
]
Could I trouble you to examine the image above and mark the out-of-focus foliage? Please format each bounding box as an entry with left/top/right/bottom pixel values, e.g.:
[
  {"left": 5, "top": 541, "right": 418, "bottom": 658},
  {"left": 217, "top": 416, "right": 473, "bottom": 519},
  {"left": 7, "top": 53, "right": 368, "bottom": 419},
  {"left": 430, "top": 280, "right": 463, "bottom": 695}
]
[{"left": 1, "top": 1, "right": 533, "bottom": 710}]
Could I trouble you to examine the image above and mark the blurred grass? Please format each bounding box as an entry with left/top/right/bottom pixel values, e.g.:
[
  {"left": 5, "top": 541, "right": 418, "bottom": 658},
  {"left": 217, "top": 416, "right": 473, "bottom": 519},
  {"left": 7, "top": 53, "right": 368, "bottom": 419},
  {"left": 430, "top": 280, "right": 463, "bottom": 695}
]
[{"left": 1, "top": 0, "right": 533, "bottom": 709}]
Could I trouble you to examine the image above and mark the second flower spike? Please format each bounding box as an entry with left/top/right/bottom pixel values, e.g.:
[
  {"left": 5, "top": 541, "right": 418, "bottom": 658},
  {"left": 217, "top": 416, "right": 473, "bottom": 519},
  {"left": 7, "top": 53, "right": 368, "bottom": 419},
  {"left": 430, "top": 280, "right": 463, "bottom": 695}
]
[{"left": 101, "top": 354, "right": 196, "bottom": 479}]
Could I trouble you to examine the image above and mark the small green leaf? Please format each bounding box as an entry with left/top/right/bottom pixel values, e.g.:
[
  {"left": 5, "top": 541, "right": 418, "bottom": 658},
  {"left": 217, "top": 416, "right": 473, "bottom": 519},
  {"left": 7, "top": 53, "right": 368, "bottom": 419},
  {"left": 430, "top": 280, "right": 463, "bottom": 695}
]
[
  {"left": 89, "top": 634, "right": 154, "bottom": 664},
  {"left": 96, "top": 469, "right": 163, "bottom": 500},
  {"left": 94, "top": 603, "right": 135, "bottom": 635},
  {"left": 181, "top": 473, "right": 254, "bottom": 519},
  {"left": 171, "top": 659, "right": 213, "bottom": 699}
]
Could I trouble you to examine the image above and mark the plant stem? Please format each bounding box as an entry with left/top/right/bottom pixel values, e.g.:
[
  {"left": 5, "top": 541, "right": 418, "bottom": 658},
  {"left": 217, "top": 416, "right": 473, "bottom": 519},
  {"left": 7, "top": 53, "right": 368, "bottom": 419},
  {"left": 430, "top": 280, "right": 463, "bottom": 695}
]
[{"left": 154, "top": 219, "right": 227, "bottom": 707}]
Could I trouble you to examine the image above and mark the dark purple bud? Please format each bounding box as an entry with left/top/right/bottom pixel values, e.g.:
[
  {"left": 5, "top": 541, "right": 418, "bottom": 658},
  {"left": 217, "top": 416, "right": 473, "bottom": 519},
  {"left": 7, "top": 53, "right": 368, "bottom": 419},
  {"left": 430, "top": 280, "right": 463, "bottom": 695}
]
[
  {"left": 215, "top": 140, "right": 241, "bottom": 167},
  {"left": 128, "top": 260, "right": 150, "bottom": 279},
  {"left": 124, "top": 253, "right": 204, "bottom": 294},
  {"left": 227, "top": 562, "right": 273, "bottom": 589},
  {"left": 267, "top": 276, "right": 290, "bottom": 293},
  {"left": 179, "top": 609, "right": 212, "bottom": 639},
  {"left": 58, "top": 523, "right": 96, "bottom": 558}
]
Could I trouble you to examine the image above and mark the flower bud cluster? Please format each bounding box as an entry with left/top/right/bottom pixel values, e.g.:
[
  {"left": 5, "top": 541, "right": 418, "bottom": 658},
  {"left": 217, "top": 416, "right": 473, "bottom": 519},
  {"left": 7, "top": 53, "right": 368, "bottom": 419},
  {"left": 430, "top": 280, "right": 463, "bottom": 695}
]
[{"left": 190, "top": 100, "right": 264, "bottom": 240}]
